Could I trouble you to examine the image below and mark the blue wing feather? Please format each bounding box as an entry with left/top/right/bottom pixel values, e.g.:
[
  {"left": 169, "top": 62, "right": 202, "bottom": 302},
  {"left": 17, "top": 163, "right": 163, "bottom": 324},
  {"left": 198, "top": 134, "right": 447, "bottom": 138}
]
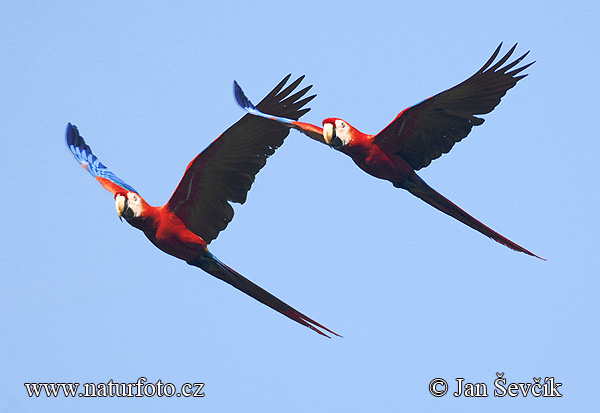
[
  {"left": 65, "top": 123, "right": 138, "bottom": 194},
  {"left": 233, "top": 81, "right": 295, "bottom": 125}
]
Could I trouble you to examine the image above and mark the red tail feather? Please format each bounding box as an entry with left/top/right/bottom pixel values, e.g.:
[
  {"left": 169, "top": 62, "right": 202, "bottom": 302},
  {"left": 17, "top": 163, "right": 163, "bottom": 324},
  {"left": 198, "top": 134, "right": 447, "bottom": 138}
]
[
  {"left": 399, "top": 174, "right": 544, "bottom": 260},
  {"left": 191, "top": 254, "right": 341, "bottom": 337}
]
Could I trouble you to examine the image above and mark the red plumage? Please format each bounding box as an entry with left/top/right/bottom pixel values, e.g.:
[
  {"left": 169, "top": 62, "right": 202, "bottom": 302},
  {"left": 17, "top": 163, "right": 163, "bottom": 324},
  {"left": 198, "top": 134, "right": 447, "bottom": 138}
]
[
  {"left": 235, "top": 45, "right": 543, "bottom": 259},
  {"left": 67, "top": 76, "right": 340, "bottom": 337}
]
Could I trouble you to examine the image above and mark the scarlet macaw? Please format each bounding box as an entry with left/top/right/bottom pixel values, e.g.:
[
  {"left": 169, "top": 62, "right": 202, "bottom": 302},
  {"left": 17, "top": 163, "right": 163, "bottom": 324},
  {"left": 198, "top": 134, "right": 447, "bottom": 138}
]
[
  {"left": 234, "top": 44, "right": 543, "bottom": 259},
  {"left": 66, "top": 75, "right": 340, "bottom": 337}
]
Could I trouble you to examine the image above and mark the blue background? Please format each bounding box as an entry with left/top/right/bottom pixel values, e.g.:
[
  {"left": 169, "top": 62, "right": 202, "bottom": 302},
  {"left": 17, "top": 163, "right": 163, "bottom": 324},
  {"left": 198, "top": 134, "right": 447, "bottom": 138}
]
[{"left": 1, "top": 1, "right": 597, "bottom": 411}]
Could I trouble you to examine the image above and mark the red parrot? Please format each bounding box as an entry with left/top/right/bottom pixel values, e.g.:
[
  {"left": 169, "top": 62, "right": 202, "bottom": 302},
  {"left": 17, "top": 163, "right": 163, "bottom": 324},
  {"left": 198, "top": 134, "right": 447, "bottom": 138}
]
[
  {"left": 235, "top": 44, "right": 543, "bottom": 259},
  {"left": 66, "top": 75, "right": 340, "bottom": 337}
]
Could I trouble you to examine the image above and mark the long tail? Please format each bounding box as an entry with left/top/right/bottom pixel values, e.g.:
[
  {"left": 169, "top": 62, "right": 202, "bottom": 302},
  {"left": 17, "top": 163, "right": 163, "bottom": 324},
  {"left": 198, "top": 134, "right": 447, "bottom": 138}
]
[
  {"left": 190, "top": 253, "right": 341, "bottom": 338},
  {"left": 398, "top": 174, "right": 544, "bottom": 260}
]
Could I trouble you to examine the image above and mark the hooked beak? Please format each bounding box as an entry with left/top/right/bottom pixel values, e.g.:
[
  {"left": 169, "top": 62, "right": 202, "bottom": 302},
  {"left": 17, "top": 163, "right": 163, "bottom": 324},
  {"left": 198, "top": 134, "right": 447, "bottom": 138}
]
[
  {"left": 323, "top": 123, "right": 343, "bottom": 149},
  {"left": 323, "top": 123, "right": 334, "bottom": 145},
  {"left": 115, "top": 196, "right": 128, "bottom": 221}
]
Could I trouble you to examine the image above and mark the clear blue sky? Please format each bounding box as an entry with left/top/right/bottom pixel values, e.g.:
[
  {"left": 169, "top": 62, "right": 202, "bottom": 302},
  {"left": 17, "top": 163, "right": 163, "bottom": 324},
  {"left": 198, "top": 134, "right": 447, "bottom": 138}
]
[{"left": 1, "top": 1, "right": 598, "bottom": 411}]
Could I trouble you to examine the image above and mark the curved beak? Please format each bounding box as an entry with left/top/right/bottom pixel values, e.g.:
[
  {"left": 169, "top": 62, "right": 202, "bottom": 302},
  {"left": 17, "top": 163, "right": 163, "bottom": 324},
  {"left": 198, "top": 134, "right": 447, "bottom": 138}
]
[
  {"left": 323, "top": 122, "right": 343, "bottom": 148},
  {"left": 323, "top": 123, "right": 334, "bottom": 145},
  {"left": 115, "top": 196, "right": 128, "bottom": 222}
]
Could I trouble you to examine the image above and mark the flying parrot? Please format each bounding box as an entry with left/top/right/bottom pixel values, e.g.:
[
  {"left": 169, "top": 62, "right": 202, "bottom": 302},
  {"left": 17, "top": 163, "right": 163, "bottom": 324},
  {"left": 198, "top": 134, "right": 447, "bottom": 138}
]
[
  {"left": 234, "top": 44, "right": 543, "bottom": 260},
  {"left": 66, "top": 75, "right": 340, "bottom": 338}
]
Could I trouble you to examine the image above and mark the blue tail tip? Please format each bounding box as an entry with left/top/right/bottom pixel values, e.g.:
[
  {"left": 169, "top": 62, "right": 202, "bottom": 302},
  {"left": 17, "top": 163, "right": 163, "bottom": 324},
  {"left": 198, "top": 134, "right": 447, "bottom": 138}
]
[{"left": 66, "top": 122, "right": 76, "bottom": 144}]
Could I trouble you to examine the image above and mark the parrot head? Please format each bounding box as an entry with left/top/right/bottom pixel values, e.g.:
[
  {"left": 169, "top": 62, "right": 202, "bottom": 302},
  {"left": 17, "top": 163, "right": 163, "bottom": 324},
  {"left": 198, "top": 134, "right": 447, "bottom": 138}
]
[
  {"left": 322, "top": 118, "right": 352, "bottom": 149},
  {"left": 115, "top": 192, "right": 143, "bottom": 221}
]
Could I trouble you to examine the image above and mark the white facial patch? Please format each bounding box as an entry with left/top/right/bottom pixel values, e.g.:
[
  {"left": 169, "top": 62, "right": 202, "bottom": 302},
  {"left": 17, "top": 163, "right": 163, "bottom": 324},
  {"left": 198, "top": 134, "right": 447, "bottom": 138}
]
[
  {"left": 115, "top": 192, "right": 143, "bottom": 220},
  {"left": 125, "top": 192, "right": 143, "bottom": 218},
  {"left": 334, "top": 119, "right": 351, "bottom": 147}
]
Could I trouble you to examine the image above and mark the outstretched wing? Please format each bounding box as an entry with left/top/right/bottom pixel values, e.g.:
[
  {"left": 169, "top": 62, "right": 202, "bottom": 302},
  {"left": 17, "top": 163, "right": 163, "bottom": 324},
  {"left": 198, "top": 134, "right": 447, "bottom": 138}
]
[
  {"left": 234, "top": 80, "right": 327, "bottom": 145},
  {"left": 65, "top": 123, "right": 138, "bottom": 195},
  {"left": 166, "top": 75, "right": 315, "bottom": 244},
  {"left": 374, "top": 43, "right": 534, "bottom": 170}
]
